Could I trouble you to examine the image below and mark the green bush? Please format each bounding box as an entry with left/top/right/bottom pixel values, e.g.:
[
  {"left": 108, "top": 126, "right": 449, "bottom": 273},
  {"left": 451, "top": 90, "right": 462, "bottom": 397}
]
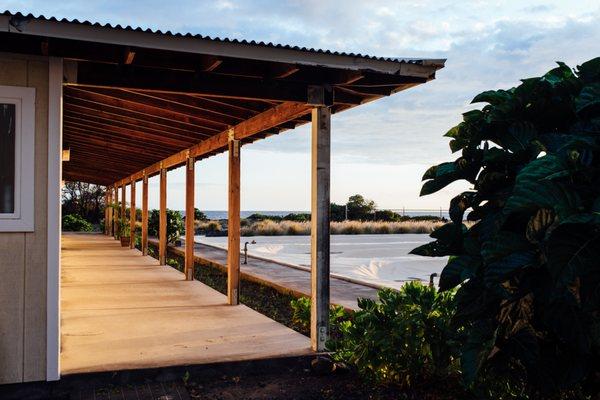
[
  {"left": 62, "top": 214, "right": 93, "bottom": 232},
  {"left": 290, "top": 297, "right": 349, "bottom": 338},
  {"left": 412, "top": 58, "right": 600, "bottom": 395},
  {"left": 331, "top": 283, "right": 457, "bottom": 387},
  {"left": 148, "top": 209, "right": 184, "bottom": 244}
]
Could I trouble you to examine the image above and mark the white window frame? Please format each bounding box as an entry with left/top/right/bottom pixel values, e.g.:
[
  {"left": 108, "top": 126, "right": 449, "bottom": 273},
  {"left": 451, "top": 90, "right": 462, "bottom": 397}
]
[{"left": 0, "top": 85, "right": 35, "bottom": 232}]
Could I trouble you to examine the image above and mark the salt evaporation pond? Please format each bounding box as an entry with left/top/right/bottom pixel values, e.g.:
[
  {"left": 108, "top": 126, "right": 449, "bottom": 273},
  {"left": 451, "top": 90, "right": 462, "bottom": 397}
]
[{"left": 196, "top": 234, "right": 447, "bottom": 290}]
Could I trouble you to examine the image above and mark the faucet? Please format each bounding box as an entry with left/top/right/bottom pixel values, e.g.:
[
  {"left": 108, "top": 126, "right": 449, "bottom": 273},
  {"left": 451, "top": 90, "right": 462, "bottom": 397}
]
[
  {"left": 429, "top": 273, "right": 438, "bottom": 287},
  {"left": 243, "top": 240, "right": 256, "bottom": 264}
]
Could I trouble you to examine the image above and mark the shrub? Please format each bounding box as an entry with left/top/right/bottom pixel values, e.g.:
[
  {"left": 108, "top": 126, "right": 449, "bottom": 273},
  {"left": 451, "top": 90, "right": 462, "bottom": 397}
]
[
  {"left": 412, "top": 58, "right": 600, "bottom": 395},
  {"left": 194, "top": 208, "right": 208, "bottom": 221},
  {"left": 290, "top": 297, "right": 350, "bottom": 340},
  {"left": 148, "top": 209, "right": 184, "bottom": 244},
  {"left": 62, "top": 214, "right": 93, "bottom": 232},
  {"left": 330, "top": 283, "right": 457, "bottom": 387}
]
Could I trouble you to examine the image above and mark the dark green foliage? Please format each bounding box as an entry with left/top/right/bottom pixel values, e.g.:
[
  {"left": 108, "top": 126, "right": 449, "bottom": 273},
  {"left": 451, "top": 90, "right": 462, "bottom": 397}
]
[
  {"left": 194, "top": 208, "right": 208, "bottom": 221},
  {"left": 333, "top": 283, "right": 457, "bottom": 387},
  {"left": 148, "top": 209, "right": 184, "bottom": 244},
  {"left": 412, "top": 58, "right": 600, "bottom": 395},
  {"left": 62, "top": 214, "right": 93, "bottom": 232},
  {"left": 282, "top": 212, "right": 311, "bottom": 222},
  {"left": 61, "top": 181, "right": 106, "bottom": 223},
  {"left": 346, "top": 194, "right": 376, "bottom": 220},
  {"left": 290, "top": 297, "right": 349, "bottom": 338},
  {"left": 330, "top": 202, "right": 346, "bottom": 222}
]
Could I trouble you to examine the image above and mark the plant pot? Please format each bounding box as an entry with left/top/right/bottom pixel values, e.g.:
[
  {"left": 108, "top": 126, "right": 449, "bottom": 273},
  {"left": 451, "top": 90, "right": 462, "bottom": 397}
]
[{"left": 120, "top": 236, "right": 131, "bottom": 247}]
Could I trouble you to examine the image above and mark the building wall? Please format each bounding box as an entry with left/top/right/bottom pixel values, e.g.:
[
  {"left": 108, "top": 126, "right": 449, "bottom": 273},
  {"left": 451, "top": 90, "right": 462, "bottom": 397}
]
[{"left": 0, "top": 52, "right": 49, "bottom": 384}]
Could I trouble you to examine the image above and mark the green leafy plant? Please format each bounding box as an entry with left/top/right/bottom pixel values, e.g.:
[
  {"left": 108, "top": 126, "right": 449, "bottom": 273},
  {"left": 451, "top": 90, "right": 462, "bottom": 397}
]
[
  {"left": 148, "top": 209, "right": 184, "bottom": 244},
  {"left": 329, "top": 283, "right": 457, "bottom": 387},
  {"left": 118, "top": 217, "right": 130, "bottom": 237},
  {"left": 290, "top": 297, "right": 350, "bottom": 338},
  {"left": 412, "top": 58, "right": 600, "bottom": 395},
  {"left": 62, "top": 214, "right": 93, "bottom": 232}
]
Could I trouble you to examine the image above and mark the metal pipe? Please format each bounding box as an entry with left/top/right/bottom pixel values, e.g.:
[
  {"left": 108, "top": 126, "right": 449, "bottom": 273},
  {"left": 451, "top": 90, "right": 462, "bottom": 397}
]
[{"left": 243, "top": 240, "right": 256, "bottom": 264}]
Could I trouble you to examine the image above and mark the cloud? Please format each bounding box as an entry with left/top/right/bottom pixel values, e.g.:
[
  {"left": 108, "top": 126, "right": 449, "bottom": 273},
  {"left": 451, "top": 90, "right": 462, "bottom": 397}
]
[{"left": 9, "top": 0, "right": 600, "bottom": 208}]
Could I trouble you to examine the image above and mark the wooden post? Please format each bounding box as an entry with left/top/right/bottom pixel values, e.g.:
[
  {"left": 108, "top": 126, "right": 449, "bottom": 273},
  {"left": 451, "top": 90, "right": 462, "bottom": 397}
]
[
  {"left": 310, "top": 106, "right": 331, "bottom": 352},
  {"left": 113, "top": 185, "right": 119, "bottom": 239},
  {"left": 159, "top": 167, "right": 167, "bottom": 265},
  {"left": 120, "top": 184, "right": 126, "bottom": 238},
  {"left": 227, "top": 136, "right": 241, "bottom": 305},
  {"left": 185, "top": 156, "right": 195, "bottom": 281},
  {"left": 108, "top": 187, "right": 114, "bottom": 236},
  {"left": 104, "top": 189, "right": 109, "bottom": 235},
  {"left": 130, "top": 178, "right": 136, "bottom": 249},
  {"left": 141, "top": 172, "right": 149, "bottom": 256}
]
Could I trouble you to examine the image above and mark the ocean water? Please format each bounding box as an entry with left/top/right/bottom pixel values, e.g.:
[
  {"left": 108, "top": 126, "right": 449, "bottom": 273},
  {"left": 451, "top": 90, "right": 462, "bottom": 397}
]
[{"left": 196, "top": 233, "right": 446, "bottom": 290}]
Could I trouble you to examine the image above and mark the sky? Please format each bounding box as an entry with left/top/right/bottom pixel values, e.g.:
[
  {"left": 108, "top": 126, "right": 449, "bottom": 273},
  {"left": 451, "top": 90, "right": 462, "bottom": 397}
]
[{"left": 8, "top": 0, "right": 600, "bottom": 211}]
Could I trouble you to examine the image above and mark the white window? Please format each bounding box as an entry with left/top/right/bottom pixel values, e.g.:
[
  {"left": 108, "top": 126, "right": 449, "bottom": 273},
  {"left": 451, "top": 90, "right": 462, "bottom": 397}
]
[{"left": 0, "top": 85, "right": 35, "bottom": 232}]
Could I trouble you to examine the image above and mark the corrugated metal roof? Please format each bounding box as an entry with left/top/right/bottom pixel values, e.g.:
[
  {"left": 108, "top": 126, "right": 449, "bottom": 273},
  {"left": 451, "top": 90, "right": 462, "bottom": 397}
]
[{"left": 2, "top": 10, "right": 443, "bottom": 67}]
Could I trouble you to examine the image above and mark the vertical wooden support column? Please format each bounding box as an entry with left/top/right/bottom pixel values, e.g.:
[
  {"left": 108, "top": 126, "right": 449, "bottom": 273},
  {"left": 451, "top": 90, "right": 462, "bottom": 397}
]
[
  {"left": 104, "top": 189, "right": 109, "bottom": 235},
  {"left": 130, "top": 178, "right": 136, "bottom": 249},
  {"left": 120, "top": 184, "right": 126, "bottom": 237},
  {"left": 141, "top": 172, "right": 149, "bottom": 256},
  {"left": 107, "top": 188, "right": 112, "bottom": 236},
  {"left": 113, "top": 185, "right": 119, "bottom": 239},
  {"left": 310, "top": 106, "right": 331, "bottom": 352},
  {"left": 227, "top": 135, "right": 241, "bottom": 305},
  {"left": 185, "top": 156, "right": 195, "bottom": 281},
  {"left": 159, "top": 167, "right": 167, "bottom": 265}
]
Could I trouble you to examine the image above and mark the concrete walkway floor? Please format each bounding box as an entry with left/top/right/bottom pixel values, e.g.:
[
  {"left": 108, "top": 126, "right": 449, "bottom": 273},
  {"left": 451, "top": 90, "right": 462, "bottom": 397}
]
[{"left": 60, "top": 233, "right": 311, "bottom": 375}]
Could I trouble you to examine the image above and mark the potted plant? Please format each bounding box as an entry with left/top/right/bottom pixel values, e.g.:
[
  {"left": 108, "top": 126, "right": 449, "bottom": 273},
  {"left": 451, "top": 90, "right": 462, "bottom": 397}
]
[{"left": 118, "top": 217, "right": 131, "bottom": 247}]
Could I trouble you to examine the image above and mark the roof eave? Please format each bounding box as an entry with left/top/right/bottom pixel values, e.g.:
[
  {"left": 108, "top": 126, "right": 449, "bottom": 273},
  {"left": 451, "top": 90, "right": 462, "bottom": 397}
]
[{"left": 1, "top": 13, "right": 444, "bottom": 78}]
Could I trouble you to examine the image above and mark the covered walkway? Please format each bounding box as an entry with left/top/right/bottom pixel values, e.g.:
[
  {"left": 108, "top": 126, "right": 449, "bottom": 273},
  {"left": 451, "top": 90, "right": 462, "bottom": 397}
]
[{"left": 60, "top": 233, "right": 311, "bottom": 375}]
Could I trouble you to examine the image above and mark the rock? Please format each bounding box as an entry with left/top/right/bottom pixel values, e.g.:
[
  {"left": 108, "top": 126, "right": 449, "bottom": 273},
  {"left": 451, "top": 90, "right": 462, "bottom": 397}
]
[
  {"left": 310, "top": 356, "right": 334, "bottom": 375},
  {"left": 332, "top": 361, "right": 351, "bottom": 374}
]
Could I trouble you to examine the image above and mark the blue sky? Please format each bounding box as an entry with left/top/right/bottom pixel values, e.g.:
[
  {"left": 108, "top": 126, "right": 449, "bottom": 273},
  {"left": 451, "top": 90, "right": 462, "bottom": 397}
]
[{"left": 8, "top": 1, "right": 600, "bottom": 210}]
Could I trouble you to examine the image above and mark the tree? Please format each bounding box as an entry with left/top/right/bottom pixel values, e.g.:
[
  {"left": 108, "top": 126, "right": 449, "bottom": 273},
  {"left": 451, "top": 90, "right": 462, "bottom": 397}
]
[
  {"left": 346, "top": 194, "right": 376, "bottom": 220},
  {"left": 61, "top": 181, "right": 106, "bottom": 223},
  {"left": 411, "top": 58, "right": 600, "bottom": 395}
]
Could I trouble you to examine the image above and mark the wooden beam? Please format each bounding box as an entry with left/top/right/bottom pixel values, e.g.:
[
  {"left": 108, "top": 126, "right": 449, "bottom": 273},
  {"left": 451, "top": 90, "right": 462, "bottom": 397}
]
[
  {"left": 227, "top": 138, "right": 241, "bottom": 305},
  {"left": 124, "top": 47, "right": 136, "bottom": 65},
  {"left": 159, "top": 167, "right": 167, "bottom": 265},
  {"left": 310, "top": 106, "right": 331, "bottom": 352},
  {"left": 108, "top": 187, "right": 114, "bottom": 236},
  {"left": 113, "top": 101, "right": 312, "bottom": 187},
  {"left": 141, "top": 173, "right": 149, "bottom": 256},
  {"left": 185, "top": 157, "right": 195, "bottom": 281},
  {"left": 72, "top": 63, "right": 346, "bottom": 105},
  {"left": 130, "top": 178, "right": 136, "bottom": 249}
]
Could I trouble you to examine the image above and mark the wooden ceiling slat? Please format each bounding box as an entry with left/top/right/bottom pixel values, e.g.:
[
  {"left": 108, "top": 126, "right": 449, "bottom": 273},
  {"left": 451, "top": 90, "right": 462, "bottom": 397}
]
[
  {"left": 64, "top": 94, "right": 215, "bottom": 136},
  {"left": 90, "top": 87, "right": 240, "bottom": 128},
  {"left": 64, "top": 87, "right": 223, "bottom": 133},
  {"left": 63, "top": 135, "right": 168, "bottom": 163},
  {"left": 63, "top": 113, "right": 197, "bottom": 148},
  {"left": 64, "top": 103, "right": 208, "bottom": 140},
  {"left": 128, "top": 91, "right": 256, "bottom": 121}
]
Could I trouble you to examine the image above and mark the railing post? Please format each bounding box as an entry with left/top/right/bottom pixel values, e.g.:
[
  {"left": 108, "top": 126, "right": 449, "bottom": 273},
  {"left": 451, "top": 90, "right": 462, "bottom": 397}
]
[
  {"left": 310, "top": 106, "right": 331, "bottom": 352},
  {"left": 159, "top": 166, "right": 167, "bottom": 265},
  {"left": 227, "top": 133, "right": 241, "bottom": 305},
  {"left": 141, "top": 172, "right": 149, "bottom": 256},
  {"left": 130, "top": 178, "right": 136, "bottom": 249},
  {"left": 185, "top": 156, "right": 195, "bottom": 281}
]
